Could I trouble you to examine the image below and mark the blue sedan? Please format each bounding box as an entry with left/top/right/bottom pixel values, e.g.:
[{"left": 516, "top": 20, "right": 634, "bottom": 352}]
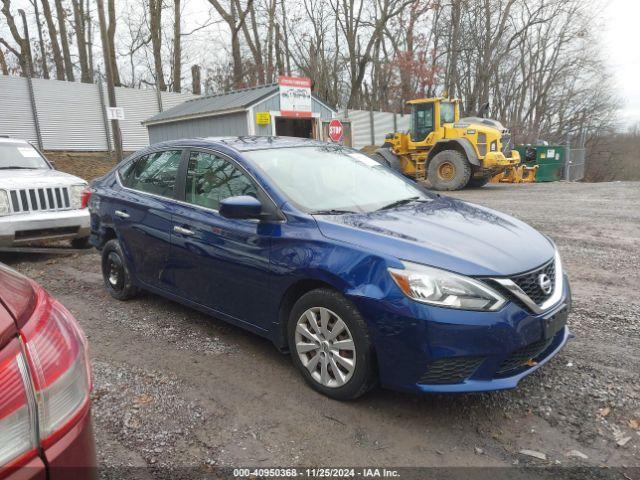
[{"left": 88, "top": 136, "right": 570, "bottom": 400}]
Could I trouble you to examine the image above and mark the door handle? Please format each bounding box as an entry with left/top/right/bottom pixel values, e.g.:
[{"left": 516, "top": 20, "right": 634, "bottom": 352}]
[
  {"left": 173, "top": 225, "right": 195, "bottom": 236},
  {"left": 115, "top": 210, "right": 130, "bottom": 219}
]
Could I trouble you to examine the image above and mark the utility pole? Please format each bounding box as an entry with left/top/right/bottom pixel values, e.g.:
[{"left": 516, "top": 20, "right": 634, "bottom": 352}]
[{"left": 96, "top": 0, "right": 122, "bottom": 161}]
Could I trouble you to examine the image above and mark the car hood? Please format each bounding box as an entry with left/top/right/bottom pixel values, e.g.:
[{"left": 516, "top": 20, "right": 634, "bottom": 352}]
[
  {"left": 0, "top": 169, "right": 86, "bottom": 189},
  {"left": 314, "top": 196, "right": 555, "bottom": 276}
]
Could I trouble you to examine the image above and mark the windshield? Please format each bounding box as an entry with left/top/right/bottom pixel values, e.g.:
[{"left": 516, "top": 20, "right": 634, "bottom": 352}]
[
  {"left": 0, "top": 143, "right": 50, "bottom": 169},
  {"left": 245, "top": 146, "right": 431, "bottom": 213},
  {"left": 440, "top": 102, "right": 456, "bottom": 124}
]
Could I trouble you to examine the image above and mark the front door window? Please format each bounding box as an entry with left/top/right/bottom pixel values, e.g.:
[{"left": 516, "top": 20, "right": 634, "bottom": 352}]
[
  {"left": 185, "top": 151, "right": 258, "bottom": 210},
  {"left": 411, "top": 104, "right": 434, "bottom": 142}
]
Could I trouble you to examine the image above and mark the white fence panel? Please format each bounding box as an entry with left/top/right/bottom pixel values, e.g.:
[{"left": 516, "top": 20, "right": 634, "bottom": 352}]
[
  {"left": 0, "top": 75, "right": 196, "bottom": 151},
  {"left": 343, "top": 109, "right": 411, "bottom": 149},
  {"left": 114, "top": 86, "right": 159, "bottom": 151},
  {"left": 0, "top": 75, "right": 38, "bottom": 143},
  {"left": 33, "top": 78, "right": 108, "bottom": 150}
]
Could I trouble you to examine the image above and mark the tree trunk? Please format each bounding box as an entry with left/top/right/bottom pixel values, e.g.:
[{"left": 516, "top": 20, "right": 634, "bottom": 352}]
[
  {"left": 97, "top": 0, "right": 123, "bottom": 160},
  {"left": 85, "top": 0, "right": 94, "bottom": 80},
  {"left": 32, "top": 0, "right": 50, "bottom": 78},
  {"left": 191, "top": 64, "right": 201, "bottom": 94},
  {"left": 172, "top": 0, "right": 181, "bottom": 92},
  {"left": 40, "top": 0, "right": 65, "bottom": 79},
  {"left": 0, "top": 46, "right": 8, "bottom": 75},
  {"left": 106, "top": 0, "right": 120, "bottom": 86},
  {"left": 55, "top": 0, "right": 74, "bottom": 80},
  {"left": 149, "top": 0, "right": 166, "bottom": 91},
  {"left": 71, "top": 0, "right": 91, "bottom": 82}
]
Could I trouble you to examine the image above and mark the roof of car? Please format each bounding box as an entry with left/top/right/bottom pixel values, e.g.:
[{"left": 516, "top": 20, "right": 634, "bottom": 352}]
[{"left": 148, "top": 136, "right": 331, "bottom": 152}]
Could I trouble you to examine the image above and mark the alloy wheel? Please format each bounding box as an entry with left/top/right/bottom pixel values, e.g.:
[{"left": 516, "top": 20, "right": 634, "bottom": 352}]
[{"left": 294, "top": 307, "right": 356, "bottom": 388}]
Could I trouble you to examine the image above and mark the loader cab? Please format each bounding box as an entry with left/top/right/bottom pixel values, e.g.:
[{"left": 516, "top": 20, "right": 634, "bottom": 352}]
[{"left": 408, "top": 98, "right": 460, "bottom": 143}]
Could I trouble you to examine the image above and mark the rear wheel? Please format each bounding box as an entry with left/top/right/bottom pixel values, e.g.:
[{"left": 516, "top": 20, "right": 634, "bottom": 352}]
[
  {"left": 427, "top": 150, "right": 472, "bottom": 191},
  {"left": 101, "top": 239, "right": 139, "bottom": 300},
  {"left": 287, "top": 288, "right": 376, "bottom": 400}
]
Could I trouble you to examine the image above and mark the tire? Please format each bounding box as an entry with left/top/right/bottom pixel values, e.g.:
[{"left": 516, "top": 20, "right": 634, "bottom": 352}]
[
  {"left": 466, "top": 175, "right": 491, "bottom": 188},
  {"left": 71, "top": 236, "right": 91, "bottom": 249},
  {"left": 427, "top": 150, "right": 472, "bottom": 191},
  {"left": 287, "top": 288, "right": 376, "bottom": 400},
  {"left": 101, "top": 239, "right": 139, "bottom": 300}
]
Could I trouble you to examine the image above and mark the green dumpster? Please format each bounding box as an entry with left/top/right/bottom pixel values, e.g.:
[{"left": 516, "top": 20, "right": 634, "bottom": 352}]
[{"left": 514, "top": 145, "right": 565, "bottom": 182}]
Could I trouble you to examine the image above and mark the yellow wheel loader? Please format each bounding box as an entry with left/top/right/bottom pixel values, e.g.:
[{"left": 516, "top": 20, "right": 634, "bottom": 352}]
[{"left": 373, "top": 98, "right": 522, "bottom": 190}]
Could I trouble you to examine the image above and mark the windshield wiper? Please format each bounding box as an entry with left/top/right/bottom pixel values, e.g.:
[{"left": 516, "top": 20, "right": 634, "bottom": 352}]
[
  {"left": 311, "top": 209, "right": 359, "bottom": 215},
  {"left": 377, "top": 196, "right": 428, "bottom": 211},
  {"left": 0, "top": 166, "right": 38, "bottom": 170}
]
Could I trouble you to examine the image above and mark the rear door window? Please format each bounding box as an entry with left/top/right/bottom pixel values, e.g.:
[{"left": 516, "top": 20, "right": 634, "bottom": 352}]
[
  {"left": 185, "top": 151, "right": 257, "bottom": 210},
  {"left": 119, "top": 150, "right": 182, "bottom": 198}
]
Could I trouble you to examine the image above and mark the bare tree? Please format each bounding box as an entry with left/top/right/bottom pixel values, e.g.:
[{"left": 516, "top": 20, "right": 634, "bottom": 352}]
[
  {"left": 55, "top": 0, "right": 74, "bottom": 80},
  {"left": 31, "top": 0, "right": 50, "bottom": 78},
  {"left": 207, "top": 0, "right": 253, "bottom": 88},
  {"left": 71, "top": 0, "right": 91, "bottom": 82},
  {"left": 148, "top": 0, "right": 166, "bottom": 90},
  {"left": 39, "top": 0, "right": 66, "bottom": 79},
  {"left": 0, "top": 46, "right": 8, "bottom": 74},
  {"left": 172, "top": 0, "right": 181, "bottom": 91}
]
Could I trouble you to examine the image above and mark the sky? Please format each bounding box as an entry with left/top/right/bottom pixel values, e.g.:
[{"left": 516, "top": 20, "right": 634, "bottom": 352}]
[{"left": 603, "top": 0, "right": 640, "bottom": 128}]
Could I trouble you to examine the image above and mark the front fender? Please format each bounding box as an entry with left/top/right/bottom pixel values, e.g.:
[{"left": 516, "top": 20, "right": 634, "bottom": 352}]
[{"left": 431, "top": 138, "right": 480, "bottom": 166}]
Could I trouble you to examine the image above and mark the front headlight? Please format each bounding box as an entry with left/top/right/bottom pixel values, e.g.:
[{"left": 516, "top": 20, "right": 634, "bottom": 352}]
[
  {"left": 69, "top": 184, "right": 87, "bottom": 209},
  {"left": 0, "top": 190, "right": 10, "bottom": 216},
  {"left": 388, "top": 261, "right": 506, "bottom": 311}
]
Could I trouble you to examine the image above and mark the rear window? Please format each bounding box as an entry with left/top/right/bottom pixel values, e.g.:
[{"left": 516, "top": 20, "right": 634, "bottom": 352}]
[{"left": 0, "top": 143, "right": 50, "bottom": 170}]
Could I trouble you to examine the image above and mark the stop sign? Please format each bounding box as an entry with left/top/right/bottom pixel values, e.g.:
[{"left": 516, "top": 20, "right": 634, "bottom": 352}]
[{"left": 328, "top": 119, "right": 344, "bottom": 142}]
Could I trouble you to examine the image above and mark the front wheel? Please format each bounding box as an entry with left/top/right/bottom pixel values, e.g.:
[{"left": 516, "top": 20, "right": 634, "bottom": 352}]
[
  {"left": 427, "top": 150, "right": 472, "bottom": 191},
  {"left": 287, "top": 289, "right": 376, "bottom": 400}
]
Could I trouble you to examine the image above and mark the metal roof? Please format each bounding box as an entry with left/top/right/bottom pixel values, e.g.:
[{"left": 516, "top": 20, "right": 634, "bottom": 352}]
[{"left": 144, "top": 84, "right": 279, "bottom": 125}]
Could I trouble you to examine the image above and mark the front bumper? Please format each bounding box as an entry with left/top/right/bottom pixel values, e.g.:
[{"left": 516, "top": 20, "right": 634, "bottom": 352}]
[
  {"left": 482, "top": 150, "right": 520, "bottom": 169},
  {"left": 0, "top": 209, "right": 90, "bottom": 246},
  {"left": 351, "top": 274, "right": 571, "bottom": 394}
]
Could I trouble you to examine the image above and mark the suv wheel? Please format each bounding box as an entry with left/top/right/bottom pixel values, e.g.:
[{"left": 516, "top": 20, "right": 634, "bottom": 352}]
[
  {"left": 101, "top": 239, "right": 139, "bottom": 300},
  {"left": 288, "top": 288, "right": 376, "bottom": 400}
]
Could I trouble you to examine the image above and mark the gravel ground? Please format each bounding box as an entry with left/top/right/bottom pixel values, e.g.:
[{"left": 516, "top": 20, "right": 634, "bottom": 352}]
[{"left": 1, "top": 181, "right": 638, "bottom": 478}]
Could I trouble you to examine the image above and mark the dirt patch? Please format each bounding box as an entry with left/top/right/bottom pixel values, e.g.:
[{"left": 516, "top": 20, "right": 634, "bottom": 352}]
[{"left": 44, "top": 150, "right": 133, "bottom": 181}]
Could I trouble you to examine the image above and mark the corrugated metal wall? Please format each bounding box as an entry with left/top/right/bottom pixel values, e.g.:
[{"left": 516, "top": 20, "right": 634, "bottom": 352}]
[
  {"left": 147, "top": 112, "right": 249, "bottom": 144},
  {"left": 0, "top": 75, "right": 194, "bottom": 151},
  {"left": 338, "top": 110, "right": 410, "bottom": 149},
  {"left": 0, "top": 76, "right": 39, "bottom": 143},
  {"left": 33, "top": 78, "right": 109, "bottom": 150}
]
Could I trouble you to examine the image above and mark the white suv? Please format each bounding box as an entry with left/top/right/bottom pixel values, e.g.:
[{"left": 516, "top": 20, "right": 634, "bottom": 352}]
[{"left": 0, "top": 137, "right": 90, "bottom": 248}]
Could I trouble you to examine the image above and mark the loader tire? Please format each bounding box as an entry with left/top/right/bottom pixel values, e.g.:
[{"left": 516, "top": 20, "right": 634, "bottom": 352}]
[
  {"left": 466, "top": 175, "right": 492, "bottom": 188},
  {"left": 428, "top": 150, "right": 472, "bottom": 191}
]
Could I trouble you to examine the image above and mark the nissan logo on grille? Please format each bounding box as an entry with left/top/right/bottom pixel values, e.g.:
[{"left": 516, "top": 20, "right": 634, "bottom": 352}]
[{"left": 538, "top": 273, "right": 552, "bottom": 294}]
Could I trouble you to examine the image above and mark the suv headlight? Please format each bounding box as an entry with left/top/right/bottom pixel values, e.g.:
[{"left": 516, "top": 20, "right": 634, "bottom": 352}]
[
  {"left": 0, "top": 190, "right": 10, "bottom": 216},
  {"left": 388, "top": 261, "right": 506, "bottom": 311},
  {"left": 69, "top": 184, "right": 87, "bottom": 209}
]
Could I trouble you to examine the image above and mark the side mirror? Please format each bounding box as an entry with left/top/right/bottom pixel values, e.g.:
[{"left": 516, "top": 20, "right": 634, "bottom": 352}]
[{"left": 219, "top": 195, "right": 263, "bottom": 220}]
